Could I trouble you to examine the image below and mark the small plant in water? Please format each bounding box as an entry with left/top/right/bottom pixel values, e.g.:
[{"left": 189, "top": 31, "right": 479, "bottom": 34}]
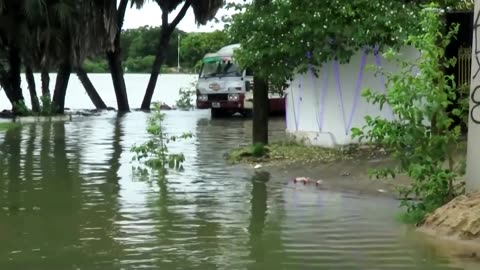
[
  {"left": 131, "top": 102, "right": 193, "bottom": 176},
  {"left": 351, "top": 6, "right": 464, "bottom": 223},
  {"left": 175, "top": 80, "right": 196, "bottom": 110}
]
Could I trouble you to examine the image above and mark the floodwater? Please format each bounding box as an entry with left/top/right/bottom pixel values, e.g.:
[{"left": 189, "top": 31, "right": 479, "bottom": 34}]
[{"left": 0, "top": 74, "right": 477, "bottom": 269}]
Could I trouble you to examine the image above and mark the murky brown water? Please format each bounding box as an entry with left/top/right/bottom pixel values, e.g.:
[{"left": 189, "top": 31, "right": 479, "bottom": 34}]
[{"left": 0, "top": 109, "right": 475, "bottom": 269}]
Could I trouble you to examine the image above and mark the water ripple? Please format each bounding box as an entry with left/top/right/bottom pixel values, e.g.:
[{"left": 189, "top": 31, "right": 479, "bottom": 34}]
[{"left": 0, "top": 111, "right": 471, "bottom": 270}]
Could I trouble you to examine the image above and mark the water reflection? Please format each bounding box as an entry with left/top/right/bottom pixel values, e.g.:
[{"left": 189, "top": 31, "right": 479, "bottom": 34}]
[
  {"left": 248, "top": 171, "right": 269, "bottom": 266},
  {"left": 0, "top": 111, "right": 475, "bottom": 269}
]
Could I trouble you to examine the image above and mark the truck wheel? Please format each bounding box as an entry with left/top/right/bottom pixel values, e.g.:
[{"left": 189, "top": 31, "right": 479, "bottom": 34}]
[
  {"left": 211, "top": 108, "right": 225, "bottom": 118},
  {"left": 242, "top": 109, "right": 253, "bottom": 118}
]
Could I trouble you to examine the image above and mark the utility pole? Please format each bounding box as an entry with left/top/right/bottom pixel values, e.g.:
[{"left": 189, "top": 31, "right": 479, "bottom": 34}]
[
  {"left": 177, "top": 35, "right": 181, "bottom": 72},
  {"left": 467, "top": 0, "right": 480, "bottom": 193}
]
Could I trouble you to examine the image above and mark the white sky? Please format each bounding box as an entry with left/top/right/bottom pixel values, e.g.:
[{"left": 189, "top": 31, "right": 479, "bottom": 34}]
[{"left": 123, "top": 1, "right": 244, "bottom": 32}]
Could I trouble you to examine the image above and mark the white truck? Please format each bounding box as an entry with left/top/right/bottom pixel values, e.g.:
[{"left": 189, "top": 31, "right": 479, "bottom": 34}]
[{"left": 196, "top": 44, "right": 285, "bottom": 117}]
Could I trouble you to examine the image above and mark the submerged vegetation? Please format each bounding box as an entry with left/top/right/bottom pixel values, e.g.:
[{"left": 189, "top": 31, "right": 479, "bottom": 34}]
[
  {"left": 0, "top": 122, "right": 18, "bottom": 131},
  {"left": 131, "top": 103, "right": 193, "bottom": 176},
  {"left": 175, "top": 80, "right": 197, "bottom": 110}
]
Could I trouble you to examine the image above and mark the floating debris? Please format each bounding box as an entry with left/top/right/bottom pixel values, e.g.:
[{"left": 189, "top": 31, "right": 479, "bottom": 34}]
[{"left": 293, "top": 177, "right": 312, "bottom": 184}]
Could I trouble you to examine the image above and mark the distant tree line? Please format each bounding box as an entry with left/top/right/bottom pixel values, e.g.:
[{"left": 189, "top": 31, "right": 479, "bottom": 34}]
[{"left": 84, "top": 27, "right": 230, "bottom": 74}]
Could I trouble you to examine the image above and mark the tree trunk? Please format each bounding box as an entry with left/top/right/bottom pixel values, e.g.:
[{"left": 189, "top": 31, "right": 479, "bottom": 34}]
[
  {"left": 141, "top": 34, "right": 170, "bottom": 110},
  {"left": 41, "top": 69, "right": 50, "bottom": 97},
  {"left": 106, "top": 50, "right": 129, "bottom": 111},
  {"left": 52, "top": 63, "right": 72, "bottom": 114},
  {"left": 252, "top": 76, "right": 269, "bottom": 145},
  {"left": 25, "top": 66, "right": 40, "bottom": 113},
  {"left": 140, "top": 2, "right": 191, "bottom": 110},
  {"left": 8, "top": 46, "right": 25, "bottom": 114},
  {"left": 76, "top": 67, "right": 108, "bottom": 109},
  {"left": 105, "top": 0, "right": 130, "bottom": 112}
]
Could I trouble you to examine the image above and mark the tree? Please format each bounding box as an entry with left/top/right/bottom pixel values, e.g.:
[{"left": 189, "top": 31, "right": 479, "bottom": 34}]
[
  {"left": 0, "top": 0, "right": 115, "bottom": 114},
  {"left": 227, "top": 0, "right": 435, "bottom": 145},
  {"left": 48, "top": 0, "right": 117, "bottom": 113},
  {"left": 140, "top": 0, "right": 224, "bottom": 110},
  {"left": 106, "top": 0, "right": 130, "bottom": 112},
  {"left": 0, "top": 1, "right": 27, "bottom": 113},
  {"left": 179, "top": 30, "right": 229, "bottom": 71},
  {"left": 76, "top": 67, "right": 108, "bottom": 109}
]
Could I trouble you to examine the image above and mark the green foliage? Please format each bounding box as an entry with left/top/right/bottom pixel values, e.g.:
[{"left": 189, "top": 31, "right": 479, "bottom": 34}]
[
  {"left": 227, "top": 140, "right": 386, "bottom": 164},
  {"left": 175, "top": 80, "right": 196, "bottom": 110},
  {"left": 121, "top": 26, "right": 185, "bottom": 68},
  {"left": 351, "top": 7, "right": 464, "bottom": 222},
  {"left": 125, "top": 55, "right": 156, "bottom": 73},
  {"left": 131, "top": 103, "right": 193, "bottom": 175},
  {"left": 227, "top": 0, "right": 423, "bottom": 86},
  {"left": 179, "top": 30, "right": 230, "bottom": 72},
  {"left": 39, "top": 95, "right": 56, "bottom": 116},
  {"left": 251, "top": 143, "right": 268, "bottom": 158},
  {"left": 12, "top": 95, "right": 56, "bottom": 117},
  {"left": 14, "top": 101, "right": 32, "bottom": 116},
  {"left": 85, "top": 28, "right": 228, "bottom": 73},
  {"left": 396, "top": 208, "right": 428, "bottom": 225},
  {"left": 0, "top": 122, "right": 18, "bottom": 131},
  {"left": 83, "top": 58, "right": 108, "bottom": 73}
]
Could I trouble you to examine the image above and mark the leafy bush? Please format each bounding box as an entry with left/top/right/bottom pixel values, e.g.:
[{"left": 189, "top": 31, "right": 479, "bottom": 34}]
[
  {"left": 39, "top": 94, "right": 56, "bottom": 116},
  {"left": 351, "top": 6, "right": 464, "bottom": 223},
  {"left": 125, "top": 55, "right": 156, "bottom": 73},
  {"left": 83, "top": 58, "right": 109, "bottom": 73},
  {"left": 175, "top": 80, "right": 197, "bottom": 110},
  {"left": 131, "top": 102, "right": 193, "bottom": 176},
  {"left": 251, "top": 143, "right": 268, "bottom": 157}
]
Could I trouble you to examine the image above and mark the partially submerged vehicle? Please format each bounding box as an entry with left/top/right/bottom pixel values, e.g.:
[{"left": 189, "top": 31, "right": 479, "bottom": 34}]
[{"left": 196, "top": 44, "right": 285, "bottom": 117}]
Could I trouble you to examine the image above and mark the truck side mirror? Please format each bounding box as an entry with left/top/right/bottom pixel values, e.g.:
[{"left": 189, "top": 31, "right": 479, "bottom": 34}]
[{"left": 245, "top": 81, "right": 251, "bottom": 92}]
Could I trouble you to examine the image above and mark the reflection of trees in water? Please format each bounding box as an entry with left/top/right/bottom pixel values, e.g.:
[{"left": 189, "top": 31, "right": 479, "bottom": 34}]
[
  {"left": 247, "top": 171, "right": 286, "bottom": 270},
  {"left": 141, "top": 176, "right": 222, "bottom": 268},
  {"left": 76, "top": 117, "right": 124, "bottom": 266},
  {"left": 0, "top": 126, "right": 22, "bottom": 214},
  {"left": 104, "top": 117, "right": 122, "bottom": 192},
  {"left": 248, "top": 171, "right": 269, "bottom": 263},
  {"left": 0, "top": 120, "right": 125, "bottom": 268}
]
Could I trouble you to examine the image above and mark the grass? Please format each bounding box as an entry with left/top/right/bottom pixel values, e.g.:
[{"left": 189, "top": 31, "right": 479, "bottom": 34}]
[
  {"left": 396, "top": 209, "right": 428, "bottom": 225},
  {"left": 226, "top": 140, "right": 389, "bottom": 165},
  {"left": 0, "top": 122, "right": 17, "bottom": 131}
]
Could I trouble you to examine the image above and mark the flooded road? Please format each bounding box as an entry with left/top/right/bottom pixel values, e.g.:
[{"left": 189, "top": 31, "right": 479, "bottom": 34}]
[{"left": 0, "top": 110, "right": 475, "bottom": 269}]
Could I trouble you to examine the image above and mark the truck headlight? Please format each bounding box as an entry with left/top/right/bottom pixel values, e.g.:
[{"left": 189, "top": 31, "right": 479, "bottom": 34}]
[
  {"left": 197, "top": 94, "right": 208, "bottom": 101},
  {"left": 228, "top": 94, "right": 240, "bottom": 101}
]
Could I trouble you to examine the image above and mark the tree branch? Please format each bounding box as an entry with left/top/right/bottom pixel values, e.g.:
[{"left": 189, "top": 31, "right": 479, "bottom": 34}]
[
  {"left": 117, "top": 0, "right": 129, "bottom": 30},
  {"left": 168, "top": 1, "right": 191, "bottom": 32}
]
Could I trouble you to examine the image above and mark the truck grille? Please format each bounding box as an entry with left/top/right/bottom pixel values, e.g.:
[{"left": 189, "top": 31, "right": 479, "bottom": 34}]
[{"left": 208, "top": 94, "right": 228, "bottom": 101}]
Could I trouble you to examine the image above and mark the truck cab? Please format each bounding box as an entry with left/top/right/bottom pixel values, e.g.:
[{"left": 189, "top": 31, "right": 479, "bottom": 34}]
[{"left": 196, "top": 44, "right": 284, "bottom": 117}]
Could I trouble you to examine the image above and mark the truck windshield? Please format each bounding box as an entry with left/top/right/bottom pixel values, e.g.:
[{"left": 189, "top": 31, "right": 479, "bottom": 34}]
[{"left": 200, "top": 60, "right": 242, "bottom": 78}]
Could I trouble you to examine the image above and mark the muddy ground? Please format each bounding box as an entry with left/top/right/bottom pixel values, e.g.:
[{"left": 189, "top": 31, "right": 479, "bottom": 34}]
[
  {"left": 256, "top": 157, "right": 412, "bottom": 199},
  {"left": 248, "top": 155, "right": 480, "bottom": 263}
]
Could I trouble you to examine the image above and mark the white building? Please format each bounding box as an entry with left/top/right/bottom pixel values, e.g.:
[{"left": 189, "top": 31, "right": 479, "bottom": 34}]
[{"left": 285, "top": 46, "right": 419, "bottom": 148}]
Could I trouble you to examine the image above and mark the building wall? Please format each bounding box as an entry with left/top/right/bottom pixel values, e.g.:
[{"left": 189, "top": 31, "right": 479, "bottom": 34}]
[{"left": 285, "top": 46, "right": 419, "bottom": 147}]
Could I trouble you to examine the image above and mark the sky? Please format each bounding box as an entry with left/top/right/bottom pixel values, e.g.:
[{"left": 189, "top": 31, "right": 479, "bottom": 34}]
[{"left": 123, "top": 1, "right": 245, "bottom": 32}]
